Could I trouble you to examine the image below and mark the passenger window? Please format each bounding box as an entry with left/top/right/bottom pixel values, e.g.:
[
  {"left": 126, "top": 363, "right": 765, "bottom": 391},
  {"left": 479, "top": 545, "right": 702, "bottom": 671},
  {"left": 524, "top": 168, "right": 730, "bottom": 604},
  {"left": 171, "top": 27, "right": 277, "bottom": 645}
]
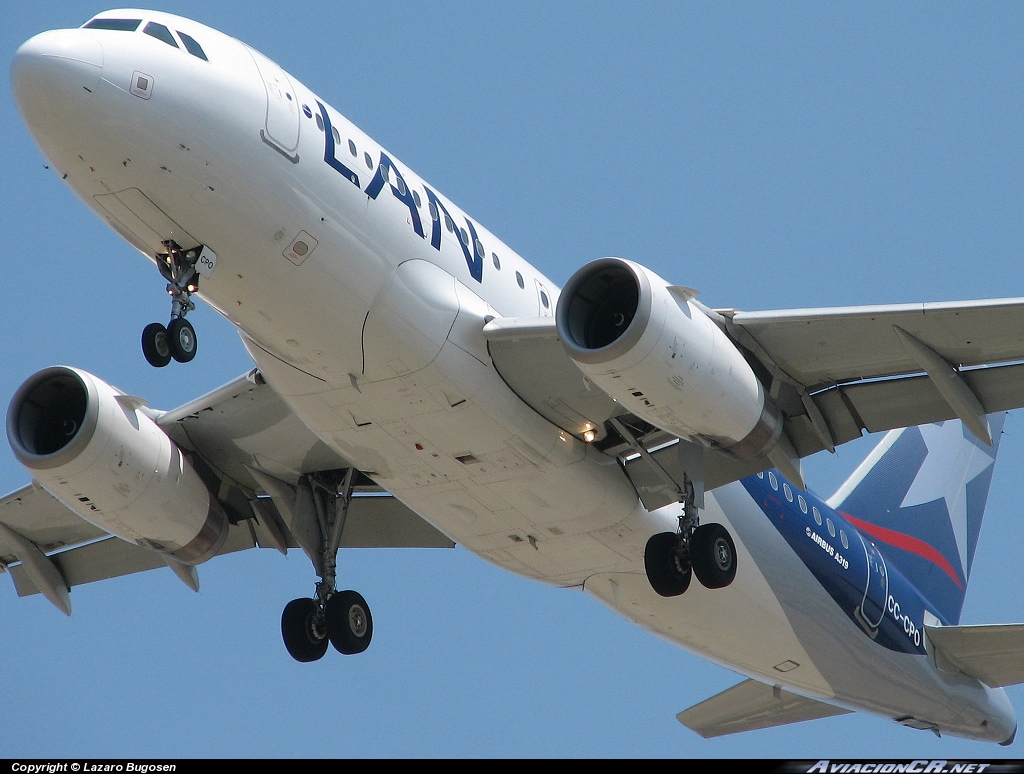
[
  {"left": 812, "top": 507, "right": 822, "bottom": 526},
  {"left": 459, "top": 227, "right": 469, "bottom": 246},
  {"left": 428, "top": 201, "right": 439, "bottom": 221},
  {"left": 798, "top": 495, "right": 807, "bottom": 514},
  {"left": 364, "top": 152, "right": 374, "bottom": 170},
  {"left": 444, "top": 214, "right": 454, "bottom": 233},
  {"left": 177, "top": 31, "right": 208, "bottom": 60},
  {"left": 541, "top": 291, "right": 550, "bottom": 309},
  {"left": 492, "top": 253, "right": 501, "bottom": 270},
  {"left": 315, "top": 113, "right": 324, "bottom": 132},
  {"left": 516, "top": 271, "right": 525, "bottom": 289},
  {"left": 783, "top": 483, "right": 793, "bottom": 502},
  {"left": 84, "top": 18, "right": 141, "bottom": 31},
  {"left": 331, "top": 126, "right": 341, "bottom": 145},
  {"left": 397, "top": 177, "right": 407, "bottom": 196},
  {"left": 840, "top": 531, "right": 849, "bottom": 550},
  {"left": 412, "top": 190, "right": 422, "bottom": 208},
  {"left": 768, "top": 471, "right": 778, "bottom": 490},
  {"left": 144, "top": 22, "right": 179, "bottom": 48},
  {"left": 474, "top": 238, "right": 485, "bottom": 257},
  {"left": 827, "top": 519, "right": 836, "bottom": 538}
]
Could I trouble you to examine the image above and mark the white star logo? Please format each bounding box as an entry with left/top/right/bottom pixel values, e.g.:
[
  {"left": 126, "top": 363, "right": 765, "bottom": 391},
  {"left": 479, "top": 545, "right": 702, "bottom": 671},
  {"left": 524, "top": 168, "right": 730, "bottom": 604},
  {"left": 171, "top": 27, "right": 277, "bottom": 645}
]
[{"left": 900, "top": 421, "right": 994, "bottom": 576}]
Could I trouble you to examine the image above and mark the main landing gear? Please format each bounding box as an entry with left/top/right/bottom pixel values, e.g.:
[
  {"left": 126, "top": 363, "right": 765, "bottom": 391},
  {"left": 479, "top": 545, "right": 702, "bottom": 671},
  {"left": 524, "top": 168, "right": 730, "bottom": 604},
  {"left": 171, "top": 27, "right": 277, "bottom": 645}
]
[
  {"left": 141, "top": 240, "right": 203, "bottom": 367},
  {"left": 279, "top": 470, "right": 374, "bottom": 662},
  {"left": 644, "top": 485, "right": 737, "bottom": 597}
]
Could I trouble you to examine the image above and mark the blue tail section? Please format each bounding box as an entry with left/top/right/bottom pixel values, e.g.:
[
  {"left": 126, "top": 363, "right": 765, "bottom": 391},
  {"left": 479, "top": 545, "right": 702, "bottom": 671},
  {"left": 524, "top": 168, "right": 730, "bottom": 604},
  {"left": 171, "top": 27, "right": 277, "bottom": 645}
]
[{"left": 827, "top": 414, "right": 1006, "bottom": 625}]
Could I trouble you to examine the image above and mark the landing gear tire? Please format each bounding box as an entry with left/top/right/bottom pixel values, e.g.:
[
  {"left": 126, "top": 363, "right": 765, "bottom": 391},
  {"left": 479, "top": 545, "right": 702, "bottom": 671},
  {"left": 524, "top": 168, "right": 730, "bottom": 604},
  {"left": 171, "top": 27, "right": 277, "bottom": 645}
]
[
  {"left": 644, "top": 531, "right": 692, "bottom": 597},
  {"left": 281, "top": 597, "right": 329, "bottom": 662},
  {"left": 326, "top": 590, "right": 373, "bottom": 655},
  {"left": 168, "top": 317, "right": 197, "bottom": 363},
  {"left": 141, "top": 323, "right": 172, "bottom": 368},
  {"left": 690, "top": 523, "right": 737, "bottom": 589}
]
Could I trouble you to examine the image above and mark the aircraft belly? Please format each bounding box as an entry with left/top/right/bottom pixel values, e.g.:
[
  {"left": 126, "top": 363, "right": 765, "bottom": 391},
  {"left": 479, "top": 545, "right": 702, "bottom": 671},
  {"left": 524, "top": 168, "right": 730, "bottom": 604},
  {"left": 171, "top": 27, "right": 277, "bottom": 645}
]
[{"left": 253, "top": 331, "right": 649, "bottom": 584}]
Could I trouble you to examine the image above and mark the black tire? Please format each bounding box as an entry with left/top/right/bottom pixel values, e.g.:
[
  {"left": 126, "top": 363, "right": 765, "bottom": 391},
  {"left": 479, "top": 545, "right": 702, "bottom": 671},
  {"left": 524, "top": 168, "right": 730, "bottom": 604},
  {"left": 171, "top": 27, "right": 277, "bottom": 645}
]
[
  {"left": 644, "top": 532, "right": 691, "bottom": 597},
  {"left": 281, "top": 598, "right": 328, "bottom": 662},
  {"left": 326, "top": 590, "right": 373, "bottom": 655},
  {"left": 141, "top": 323, "right": 172, "bottom": 368},
  {"left": 168, "top": 317, "right": 197, "bottom": 363},
  {"left": 690, "top": 523, "right": 738, "bottom": 589}
]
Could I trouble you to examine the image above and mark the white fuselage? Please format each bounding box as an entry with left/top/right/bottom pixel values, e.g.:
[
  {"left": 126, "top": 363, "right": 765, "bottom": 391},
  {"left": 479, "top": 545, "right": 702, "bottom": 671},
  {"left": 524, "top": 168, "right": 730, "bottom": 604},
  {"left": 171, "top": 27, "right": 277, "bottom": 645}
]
[{"left": 10, "top": 10, "right": 1016, "bottom": 743}]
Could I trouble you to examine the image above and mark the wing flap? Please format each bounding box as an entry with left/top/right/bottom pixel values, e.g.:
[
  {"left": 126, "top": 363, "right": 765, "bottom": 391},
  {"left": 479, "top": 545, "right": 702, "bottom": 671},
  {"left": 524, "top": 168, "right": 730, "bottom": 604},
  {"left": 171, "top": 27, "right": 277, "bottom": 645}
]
[
  {"left": 926, "top": 623, "right": 1024, "bottom": 688},
  {"left": 677, "top": 679, "right": 851, "bottom": 738},
  {"left": 8, "top": 491, "right": 453, "bottom": 599},
  {"left": 789, "top": 363, "right": 1024, "bottom": 457},
  {"left": 730, "top": 297, "right": 1024, "bottom": 390},
  {"left": 10, "top": 521, "right": 260, "bottom": 597}
]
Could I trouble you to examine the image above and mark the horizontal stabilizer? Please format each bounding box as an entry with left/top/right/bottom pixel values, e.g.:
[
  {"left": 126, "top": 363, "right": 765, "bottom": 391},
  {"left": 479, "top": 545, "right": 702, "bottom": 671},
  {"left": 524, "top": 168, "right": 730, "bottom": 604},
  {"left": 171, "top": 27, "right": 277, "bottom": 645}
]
[
  {"left": 677, "top": 679, "right": 851, "bottom": 738},
  {"left": 926, "top": 623, "right": 1024, "bottom": 688}
]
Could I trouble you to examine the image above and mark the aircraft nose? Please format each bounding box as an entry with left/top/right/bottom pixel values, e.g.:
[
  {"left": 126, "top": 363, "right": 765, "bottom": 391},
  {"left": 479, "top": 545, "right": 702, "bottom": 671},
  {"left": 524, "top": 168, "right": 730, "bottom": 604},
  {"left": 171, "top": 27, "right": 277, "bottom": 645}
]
[{"left": 11, "top": 30, "right": 104, "bottom": 130}]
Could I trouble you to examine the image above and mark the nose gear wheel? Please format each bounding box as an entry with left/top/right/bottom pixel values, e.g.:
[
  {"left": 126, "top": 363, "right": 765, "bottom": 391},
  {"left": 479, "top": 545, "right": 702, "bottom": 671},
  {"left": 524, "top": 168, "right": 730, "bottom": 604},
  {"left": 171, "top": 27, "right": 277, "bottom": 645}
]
[{"left": 141, "top": 240, "right": 204, "bottom": 367}]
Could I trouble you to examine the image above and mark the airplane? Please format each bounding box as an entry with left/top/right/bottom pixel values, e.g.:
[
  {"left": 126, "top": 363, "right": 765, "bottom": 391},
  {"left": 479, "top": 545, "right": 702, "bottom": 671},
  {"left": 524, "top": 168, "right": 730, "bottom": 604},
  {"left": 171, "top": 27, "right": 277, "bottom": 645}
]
[{"left": 8, "top": 7, "right": 1024, "bottom": 747}]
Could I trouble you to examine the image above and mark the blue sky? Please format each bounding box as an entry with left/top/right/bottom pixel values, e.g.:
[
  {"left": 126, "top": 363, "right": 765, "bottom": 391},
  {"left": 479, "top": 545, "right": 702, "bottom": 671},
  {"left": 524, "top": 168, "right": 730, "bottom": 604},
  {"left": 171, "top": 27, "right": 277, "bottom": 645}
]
[{"left": 4, "top": 0, "right": 1024, "bottom": 759}]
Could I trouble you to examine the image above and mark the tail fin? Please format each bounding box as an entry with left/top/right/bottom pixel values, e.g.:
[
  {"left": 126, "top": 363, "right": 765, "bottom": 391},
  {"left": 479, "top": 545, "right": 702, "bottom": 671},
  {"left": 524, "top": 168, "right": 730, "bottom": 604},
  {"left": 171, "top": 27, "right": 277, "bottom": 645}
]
[{"left": 827, "top": 413, "right": 1006, "bottom": 625}]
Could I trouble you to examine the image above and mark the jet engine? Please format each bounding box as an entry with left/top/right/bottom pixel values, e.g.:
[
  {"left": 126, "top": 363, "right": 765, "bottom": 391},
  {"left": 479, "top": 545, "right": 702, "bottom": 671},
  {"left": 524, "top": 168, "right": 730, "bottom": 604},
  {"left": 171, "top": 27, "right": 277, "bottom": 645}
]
[
  {"left": 555, "top": 257, "right": 782, "bottom": 460},
  {"left": 7, "top": 367, "right": 228, "bottom": 564}
]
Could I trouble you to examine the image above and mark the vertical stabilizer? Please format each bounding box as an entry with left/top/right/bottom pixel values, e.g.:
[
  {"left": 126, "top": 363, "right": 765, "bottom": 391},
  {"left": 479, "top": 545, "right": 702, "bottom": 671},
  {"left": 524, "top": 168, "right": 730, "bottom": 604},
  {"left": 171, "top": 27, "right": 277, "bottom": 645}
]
[{"left": 826, "top": 414, "right": 1006, "bottom": 625}]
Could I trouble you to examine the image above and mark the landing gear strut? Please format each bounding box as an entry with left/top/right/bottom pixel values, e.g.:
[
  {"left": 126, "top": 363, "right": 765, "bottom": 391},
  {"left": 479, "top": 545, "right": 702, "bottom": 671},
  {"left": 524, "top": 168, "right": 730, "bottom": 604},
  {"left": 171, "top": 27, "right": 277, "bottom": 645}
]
[
  {"left": 644, "top": 479, "right": 737, "bottom": 597},
  {"left": 141, "top": 240, "right": 206, "bottom": 367},
  {"left": 279, "top": 469, "right": 374, "bottom": 662}
]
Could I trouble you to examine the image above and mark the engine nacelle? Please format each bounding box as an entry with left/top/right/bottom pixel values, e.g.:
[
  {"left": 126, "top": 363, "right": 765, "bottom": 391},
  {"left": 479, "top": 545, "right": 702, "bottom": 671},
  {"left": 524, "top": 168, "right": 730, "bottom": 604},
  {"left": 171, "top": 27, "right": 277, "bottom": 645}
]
[
  {"left": 7, "top": 367, "right": 228, "bottom": 565},
  {"left": 555, "top": 257, "right": 782, "bottom": 459}
]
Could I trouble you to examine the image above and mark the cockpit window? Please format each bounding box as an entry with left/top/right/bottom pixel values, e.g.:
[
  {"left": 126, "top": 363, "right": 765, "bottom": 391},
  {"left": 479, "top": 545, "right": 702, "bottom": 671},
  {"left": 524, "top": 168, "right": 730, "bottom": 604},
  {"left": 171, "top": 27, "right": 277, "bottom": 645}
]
[
  {"left": 177, "top": 31, "right": 209, "bottom": 61},
  {"left": 143, "top": 22, "right": 179, "bottom": 48},
  {"left": 84, "top": 18, "right": 142, "bottom": 31}
]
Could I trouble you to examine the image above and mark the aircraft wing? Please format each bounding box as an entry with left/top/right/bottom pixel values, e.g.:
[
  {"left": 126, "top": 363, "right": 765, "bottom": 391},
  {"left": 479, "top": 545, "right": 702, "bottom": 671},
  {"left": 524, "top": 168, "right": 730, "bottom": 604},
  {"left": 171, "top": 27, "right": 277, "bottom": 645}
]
[
  {"left": 485, "top": 297, "right": 1024, "bottom": 498},
  {"left": 723, "top": 298, "right": 1024, "bottom": 388},
  {"left": 676, "top": 679, "right": 851, "bottom": 738},
  {"left": 721, "top": 297, "right": 1024, "bottom": 456},
  {"left": 0, "top": 371, "right": 454, "bottom": 608}
]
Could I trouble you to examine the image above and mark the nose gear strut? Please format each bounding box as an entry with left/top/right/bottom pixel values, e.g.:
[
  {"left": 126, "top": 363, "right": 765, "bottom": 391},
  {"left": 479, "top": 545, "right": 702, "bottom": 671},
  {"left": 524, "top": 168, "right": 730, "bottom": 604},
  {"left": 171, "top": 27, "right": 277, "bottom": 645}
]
[{"left": 141, "top": 240, "right": 211, "bottom": 367}]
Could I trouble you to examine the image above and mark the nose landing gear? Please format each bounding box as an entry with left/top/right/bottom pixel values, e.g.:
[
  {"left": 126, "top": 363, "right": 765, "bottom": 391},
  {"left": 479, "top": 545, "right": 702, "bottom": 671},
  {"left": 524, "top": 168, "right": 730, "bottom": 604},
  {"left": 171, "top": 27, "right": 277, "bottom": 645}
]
[{"left": 141, "top": 240, "right": 211, "bottom": 367}]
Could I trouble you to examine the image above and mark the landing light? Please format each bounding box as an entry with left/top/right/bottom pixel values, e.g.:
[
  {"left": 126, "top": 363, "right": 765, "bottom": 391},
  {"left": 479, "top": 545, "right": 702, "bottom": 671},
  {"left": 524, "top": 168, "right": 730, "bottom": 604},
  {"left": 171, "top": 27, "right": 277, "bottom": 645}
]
[{"left": 583, "top": 430, "right": 597, "bottom": 443}]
